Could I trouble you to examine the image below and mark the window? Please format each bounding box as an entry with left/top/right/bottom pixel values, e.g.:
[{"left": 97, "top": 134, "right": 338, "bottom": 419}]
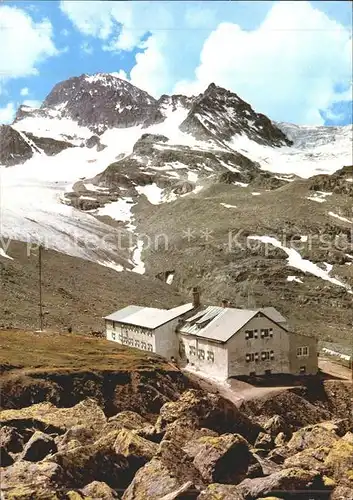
[
  {"left": 297, "top": 346, "right": 309, "bottom": 357},
  {"left": 246, "top": 353, "right": 258, "bottom": 362},
  {"left": 198, "top": 349, "right": 205, "bottom": 360},
  {"left": 261, "top": 351, "right": 270, "bottom": 360},
  {"left": 112, "top": 332, "right": 116, "bottom": 340},
  {"left": 141, "top": 341, "right": 147, "bottom": 350},
  {"left": 245, "top": 330, "right": 254, "bottom": 339},
  {"left": 135, "top": 340, "right": 140, "bottom": 348},
  {"left": 128, "top": 338, "right": 134, "bottom": 346},
  {"left": 189, "top": 346, "right": 196, "bottom": 356},
  {"left": 147, "top": 343, "right": 153, "bottom": 352},
  {"left": 207, "top": 351, "right": 214, "bottom": 362},
  {"left": 300, "top": 366, "right": 306, "bottom": 373},
  {"left": 265, "top": 369, "right": 272, "bottom": 375},
  {"left": 122, "top": 336, "right": 128, "bottom": 344}
]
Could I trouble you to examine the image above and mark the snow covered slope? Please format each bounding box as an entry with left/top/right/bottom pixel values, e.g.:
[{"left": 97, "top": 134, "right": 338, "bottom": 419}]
[{"left": 1, "top": 73, "right": 352, "bottom": 274}]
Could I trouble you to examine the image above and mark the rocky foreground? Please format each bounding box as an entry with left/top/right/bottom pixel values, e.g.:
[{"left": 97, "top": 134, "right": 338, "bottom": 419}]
[{"left": 1, "top": 381, "right": 352, "bottom": 500}]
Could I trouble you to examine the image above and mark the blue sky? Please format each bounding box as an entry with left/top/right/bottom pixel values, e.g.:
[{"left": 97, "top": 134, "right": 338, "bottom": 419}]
[{"left": 0, "top": 1, "right": 352, "bottom": 126}]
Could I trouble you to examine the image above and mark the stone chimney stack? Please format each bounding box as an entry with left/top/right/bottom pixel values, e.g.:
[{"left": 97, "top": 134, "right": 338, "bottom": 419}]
[
  {"left": 221, "top": 299, "right": 228, "bottom": 308},
  {"left": 192, "top": 287, "right": 201, "bottom": 308}
]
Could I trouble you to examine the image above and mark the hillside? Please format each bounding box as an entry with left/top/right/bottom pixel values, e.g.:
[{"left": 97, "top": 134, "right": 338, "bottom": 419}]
[
  {"left": 0, "top": 240, "right": 185, "bottom": 333},
  {"left": 1, "top": 72, "right": 352, "bottom": 344}
]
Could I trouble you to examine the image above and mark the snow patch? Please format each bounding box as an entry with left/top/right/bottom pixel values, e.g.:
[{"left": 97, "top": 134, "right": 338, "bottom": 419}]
[
  {"left": 166, "top": 272, "right": 174, "bottom": 285},
  {"left": 328, "top": 212, "right": 352, "bottom": 224},
  {"left": 136, "top": 184, "right": 163, "bottom": 205},
  {"left": 187, "top": 171, "right": 198, "bottom": 182},
  {"left": 0, "top": 248, "right": 14, "bottom": 260},
  {"left": 287, "top": 276, "right": 303, "bottom": 283},
  {"left": 248, "top": 235, "right": 351, "bottom": 291},
  {"left": 131, "top": 239, "right": 145, "bottom": 274},
  {"left": 98, "top": 260, "right": 124, "bottom": 272},
  {"left": 97, "top": 198, "right": 135, "bottom": 227},
  {"left": 233, "top": 181, "right": 249, "bottom": 188},
  {"left": 220, "top": 203, "right": 237, "bottom": 209}
]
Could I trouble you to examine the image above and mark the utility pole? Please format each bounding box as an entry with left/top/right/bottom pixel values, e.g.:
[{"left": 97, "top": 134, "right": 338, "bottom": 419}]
[{"left": 38, "top": 245, "right": 43, "bottom": 332}]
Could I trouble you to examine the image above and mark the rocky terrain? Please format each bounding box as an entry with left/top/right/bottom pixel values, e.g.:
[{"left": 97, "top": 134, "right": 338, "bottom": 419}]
[
  {"left": 1, "top": 379, "right": 352, "bottom": 499},
  {"left": 1, "top": 72, "right": 352, "bottom": 344}
]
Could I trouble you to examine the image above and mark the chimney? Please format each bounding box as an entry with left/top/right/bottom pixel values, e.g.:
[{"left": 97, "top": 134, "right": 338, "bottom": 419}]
[
  {"left": 221, "top": 299, "right": 228, "bottom": 308},
  {"left": 192, "top": 287, "right": 200, "bottom": 308}
]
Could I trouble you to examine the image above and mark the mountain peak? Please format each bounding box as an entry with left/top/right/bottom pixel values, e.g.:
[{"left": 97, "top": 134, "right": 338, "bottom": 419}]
[
  {"left": 32, "top": 73, "right": 161, "bottom": 133},
  {"left": 179, "top": 82, "right": 291, "bottom": 147}
]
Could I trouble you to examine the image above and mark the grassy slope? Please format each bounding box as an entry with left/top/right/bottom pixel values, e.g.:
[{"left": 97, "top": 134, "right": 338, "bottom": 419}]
[
  {"left": 0, "top": 240, "right": 185, "bottom": 333},
  {"left": 0, "top": 329, "right": 172, "bottom": 373}
]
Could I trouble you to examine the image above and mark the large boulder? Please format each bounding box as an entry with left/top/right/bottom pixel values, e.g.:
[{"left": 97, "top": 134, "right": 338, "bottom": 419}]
[
  {"left": 123, "top": 440, "right": 204, "bottom": 500},
  {"left": 155, "top": 390, "right": 261, "bottom": 443},
  {"left": 114, "top": 428, "right": 158, "bottom": 471},
  {"left": 104, "top": 410, "right": 152, "bottom": 436},
  {"left": 287, "top": 424, "right": 339, "bottom": 452},
  {"left": 315, "top": 419, "right": 350, "bottom": 437},
  {"left": 331, "top": 485, "right": 353, "bottom": 500},
  {"left": 186, "top": 433, "right": 251, "bottom": 485},
  {"left": 324, "top": 438, "right": 353, "bottom": 484},
  {"left": 52, "top": 430, "right": 131, "bottom": 489},
  {"left": 22, "top": 431, "right": 57, "bottom": 462},
  {"left": 0, "top": 399, "right": 107, "bottom": 437},
  {"left": 283, "top": 446, "right": 329, "bottom": 471},
  {"left": 254, "top": 432, "right": 274, "bottom": 451},
  {"left": 81, "top": 480, "right": 118, "bottom": 499},
  {"left": 0, "top": 425, "right": 24, "bottom": 453},
  {"left": 263, "top": 415, "right": 289, "bottom": 438},
  {"left": 237, "top": 468, "right": 329, "bottom": 499},
  {"left": 57, "top": 425, "right": 95, "bottom": 451},
  {"left": 164, "top": 417, "right": 219, "bottom": 449},
  {"left": 198, "top": 483, "right": 245, "bottom": 499},
  {"left": 0, "top": 445, "right": 14, "bottom": 466},
  {"left": 0, "top": 460, "right": 65, "bottom": 499}
]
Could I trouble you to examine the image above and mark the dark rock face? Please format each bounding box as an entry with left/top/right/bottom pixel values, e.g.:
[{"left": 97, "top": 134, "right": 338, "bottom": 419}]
[
  {"left": 0, "top": 425, "right": 24, "bottom": 453},
  {"left": 22, "top": 431, "right": 57, "bottom": 462},
  {"left": 179, "top": 83, "right": 292, "bottom": 146},
  {"left": 309, "top": 165, "right": 353, "bottom": 197},
  {"left": 26, "top": 132, "right": 75, "bottom": 156},
  {"left": 0, "top": 125, "right": 33, "bottom": 166},
  {"left": 42, "top": 73, "right": 163, "bottom": 133}
]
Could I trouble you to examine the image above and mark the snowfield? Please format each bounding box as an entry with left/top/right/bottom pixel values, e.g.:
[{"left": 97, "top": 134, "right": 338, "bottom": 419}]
[
  {"left": 229, "top": 123, "right": 352, "bottom": 178},
  {"left": 2, "top": 101, "right": 352, "bottom": 273}
]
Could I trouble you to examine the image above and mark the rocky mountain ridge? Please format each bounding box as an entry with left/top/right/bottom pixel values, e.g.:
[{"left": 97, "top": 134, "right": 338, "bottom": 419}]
[{"left": 1, "top": 72, "right": 352, "bottom": 343}]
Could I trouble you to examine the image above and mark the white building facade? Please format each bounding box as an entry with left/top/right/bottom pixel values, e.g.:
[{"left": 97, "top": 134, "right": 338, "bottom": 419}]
[
  {"left": 178, "top": 306, "right": 318, "bottom": 380},
  {"left": 105, "top": 298, "right": 318, "bottom": 380},
  {"left": 104, "top": 303, "right": 195, "bottom": 359}
]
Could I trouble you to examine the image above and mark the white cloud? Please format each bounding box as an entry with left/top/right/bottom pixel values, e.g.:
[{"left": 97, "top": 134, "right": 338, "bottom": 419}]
[
  {"left": 110, "top": 70, "right": 129, "bottom": 81},
  {"left": 60, "top": 1, "right": 352, "bottom": 124},
  {"left": 22, "top": 99, "right": 41, "bottom": 108},
  {"left": 174, "top": 2, "right": 352, "bottom": 124},
  {"left": 20, "top": 87, "right": 29, "bottom": 96},
  {"left": 81, "top": 42, "right": 94, "bottom": 55},
  {"left": 0, "top": 102, "right": 16, "bottom": 124},
  {"left": 0, "top": 5, "right": 58, "bottom": 82}
]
